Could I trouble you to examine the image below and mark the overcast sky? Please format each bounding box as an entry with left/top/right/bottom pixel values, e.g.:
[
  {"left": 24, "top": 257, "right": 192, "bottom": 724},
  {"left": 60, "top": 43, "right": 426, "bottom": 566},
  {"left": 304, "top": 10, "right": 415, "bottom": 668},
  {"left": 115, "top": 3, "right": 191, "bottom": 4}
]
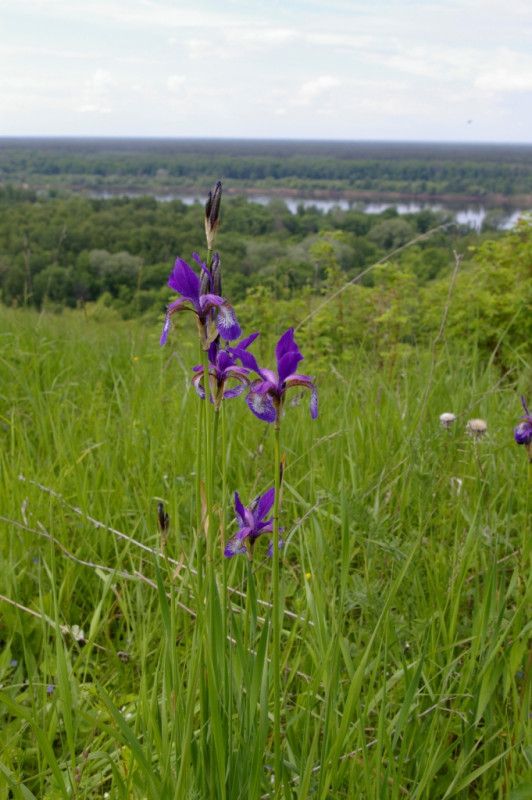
[{"left": 2, "top": 0, "right": 532, "bottom": 142}]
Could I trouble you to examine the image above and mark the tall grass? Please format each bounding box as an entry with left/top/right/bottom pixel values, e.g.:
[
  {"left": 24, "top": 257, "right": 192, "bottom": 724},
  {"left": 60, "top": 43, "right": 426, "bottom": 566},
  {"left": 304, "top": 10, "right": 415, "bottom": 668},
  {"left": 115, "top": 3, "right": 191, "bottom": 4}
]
[{"left": 0, "top": 306, "right": 531, "bottom": 798}]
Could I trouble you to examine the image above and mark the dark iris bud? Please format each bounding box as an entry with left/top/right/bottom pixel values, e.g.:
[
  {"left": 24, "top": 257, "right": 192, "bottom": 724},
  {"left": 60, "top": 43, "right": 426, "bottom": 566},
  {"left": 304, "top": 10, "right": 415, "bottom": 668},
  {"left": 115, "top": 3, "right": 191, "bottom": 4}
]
[
  {"left": 157, "top": 502, "right": 170, "bottom": 545},
  {"left": 205, "top": 181, "right": 222, "bottom": 250},
  {"left": 211, "top": 251, "right": 222, "bottom": 296}
]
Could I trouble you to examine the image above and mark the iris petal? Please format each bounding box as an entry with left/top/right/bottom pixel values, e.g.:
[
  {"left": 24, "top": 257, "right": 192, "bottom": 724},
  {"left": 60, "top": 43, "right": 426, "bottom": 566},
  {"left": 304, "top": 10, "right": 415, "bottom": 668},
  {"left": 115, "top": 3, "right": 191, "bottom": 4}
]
[
  {"left": 216, "top": 302, "right": 241, "bottom": 342},
  {"left": 168, "top": 257, "right": 200, "bottom": 302},
  {"left": 224, "top": 536, "right": 247, "bottom": 557},
  {"left": 246, "top": 390, "right": 276, "bottom": 423},
  {"left": 254, "top": 487, "right": 275, "bottom": 524}
]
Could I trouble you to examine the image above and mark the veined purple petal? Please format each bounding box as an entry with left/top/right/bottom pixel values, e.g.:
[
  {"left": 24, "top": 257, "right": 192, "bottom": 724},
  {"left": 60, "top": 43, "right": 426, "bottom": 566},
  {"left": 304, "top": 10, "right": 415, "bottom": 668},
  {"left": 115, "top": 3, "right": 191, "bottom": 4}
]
[
  {"left": 224, "top": 535, "right": 247, "bottom": 558},
  {"left": 515, "top": 420, "right": 532, "bottom": 444},
  {"left": 223, "top": 384, "right": 248, "bottom": 400},
  {"left": 277, "top": 350, "right": 304, "bottom": 384},
  {"left": 238, "top": 332, "right": 260, "bottom": 350},
  {"left": 230, "top": 333, "right": 260, "bottom": 370},
  {"left": 256, "top": 519, "right": 274, "bottom": 534},
  {"left": 168, "top": 257, "right": 200, "bottom": 302},
  {"left": 217, "top": 349, "right": 236, "bottom": 373},
  {"left": 235, "top": 525, "right": 253, "bottom": 541},
  {"left": 256, "top": 368, "right": 278, "bottom": 386},
  {"left": 250, "top": 378, "right": 277, "bottom": 393},
  {"left": 275, "top": 328, "right": 297, "bottom": 362},
  {"left": 284, "top": 376, "right": 318, "bottom": 419},
  {"left": 276, "top": 328, "right": 304, "bottom": 382},
  {"left": 254, "top": 487, "right": 275, "bottom": 524},
  {"left": 208, "top": 340, "right": 219, "bottom": 364},
  {"left": 160, "top": 314, "right": 172, "bottom": 346},
  {"left": 216, "top": 302, "right": 241, "bottom": 341},
  {"left": 234, "top": 492, "right": 247, "bottom": 528},
  {"left": 246, "top": 390, "right": 276, "bottom": 423},
  {"left": 198, "top": 293, "right": 225, "bottom": 314},
  {"left": 191, "top": 372, "right": 206, "bottom": 399},
  {"left": 267, "top": 535, "right": 284, "bottom": 557},
  {"left": 159, "top": 299, "right": 194, "bottom": 345}
]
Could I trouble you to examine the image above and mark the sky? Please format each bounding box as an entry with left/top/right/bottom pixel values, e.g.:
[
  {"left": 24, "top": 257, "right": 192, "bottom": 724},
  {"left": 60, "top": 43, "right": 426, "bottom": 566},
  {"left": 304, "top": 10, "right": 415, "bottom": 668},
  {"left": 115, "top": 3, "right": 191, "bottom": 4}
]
[{"left": 1, "top": 0, "right": 532, "bottom": 143}]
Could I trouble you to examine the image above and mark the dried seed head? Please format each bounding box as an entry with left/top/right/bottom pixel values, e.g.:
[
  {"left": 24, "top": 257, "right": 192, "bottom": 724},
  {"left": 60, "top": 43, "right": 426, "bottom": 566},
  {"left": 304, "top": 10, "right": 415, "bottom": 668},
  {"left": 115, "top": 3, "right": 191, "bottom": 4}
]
[
  {"left": 466, "top": 418, "right": 487, "bottom": 437},
  {"left": 439, "top": 412, "right": 456, "bottom": 429}
]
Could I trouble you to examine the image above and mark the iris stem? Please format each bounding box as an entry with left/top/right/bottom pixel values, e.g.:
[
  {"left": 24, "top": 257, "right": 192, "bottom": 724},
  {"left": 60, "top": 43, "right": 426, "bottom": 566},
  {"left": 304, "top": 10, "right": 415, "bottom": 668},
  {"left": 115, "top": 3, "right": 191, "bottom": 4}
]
[
  {"left": 195, "top": 362, "right": 205, "bottom": 594},
  {"left": 201, "top": 347, "right": 213, "bottom": 569},
  {"left": 272, "top": 424, "right": 282, "bottom": 797}
]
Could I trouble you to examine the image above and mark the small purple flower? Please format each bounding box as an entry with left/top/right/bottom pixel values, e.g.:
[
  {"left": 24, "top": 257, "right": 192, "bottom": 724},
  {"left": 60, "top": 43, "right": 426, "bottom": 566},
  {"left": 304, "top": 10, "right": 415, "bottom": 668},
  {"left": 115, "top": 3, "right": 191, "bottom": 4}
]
[
  {"left": 160, "top": 253, "right": 241, "bottom": 348},
  {"left": 514, "top": 395, "right": 532, "bottom": 459},
  {"left": 224, "top": 489, "right": 284, "bottom": 560},
  {"left": 9, "top": 659, "right": 18, "bottom": 668},
  {"left": 245, "top": 328, "right": 318, "bottom": 427},
  {"left": 192, "top": 340, "right": 252, "bottom": 411},
  {"left": 47, "top": 684, "right": 54, "bottom": 695}
]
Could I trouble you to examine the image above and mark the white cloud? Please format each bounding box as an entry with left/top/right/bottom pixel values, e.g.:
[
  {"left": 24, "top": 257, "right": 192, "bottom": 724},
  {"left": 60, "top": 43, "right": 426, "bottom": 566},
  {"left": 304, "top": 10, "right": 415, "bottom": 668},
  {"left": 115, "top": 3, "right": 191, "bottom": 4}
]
[
  {"left": 78, "top": 69, "right": 114, "bottom": 113},
  {"left": 474, "top": 50, "right": 532, "bottom": 94},
  {"left": 167, "top": 75, "right": 186, "bottom": 93},
  {"left": 297, "top": 76, "right": 342, "bottom": 105}
]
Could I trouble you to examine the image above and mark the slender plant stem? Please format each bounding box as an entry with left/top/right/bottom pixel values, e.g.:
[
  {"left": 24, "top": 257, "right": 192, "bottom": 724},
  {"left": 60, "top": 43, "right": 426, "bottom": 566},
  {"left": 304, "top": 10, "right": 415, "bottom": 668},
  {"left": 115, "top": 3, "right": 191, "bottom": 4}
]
[
  {"left": 222, "top": 402, "right": 227, "bottom": 519},
  {"left": 272, "top": 424, "right": 282, "bottom": 797},
  {"left": 196, "top": 374, "right": 205, "bottom": 595},
  {"left": 202, "top": 347, "right": 214, "bottom": 570}
]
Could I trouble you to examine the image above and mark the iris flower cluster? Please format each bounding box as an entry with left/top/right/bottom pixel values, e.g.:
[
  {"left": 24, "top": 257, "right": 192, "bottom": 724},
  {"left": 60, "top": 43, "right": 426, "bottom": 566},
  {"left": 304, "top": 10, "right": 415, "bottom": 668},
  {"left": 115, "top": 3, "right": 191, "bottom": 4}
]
[{"left": 160, "top": 198, "right": 318, "bottom": 559}]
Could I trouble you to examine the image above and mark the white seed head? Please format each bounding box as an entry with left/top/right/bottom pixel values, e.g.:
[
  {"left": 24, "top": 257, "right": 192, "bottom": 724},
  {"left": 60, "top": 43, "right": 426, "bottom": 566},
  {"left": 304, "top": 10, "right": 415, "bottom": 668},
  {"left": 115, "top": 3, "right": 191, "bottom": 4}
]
[
  {"left": 439, "top": 412, "right": 456, "bottom": 428},
  {"left": 466, "top": 418, "right": 487, "bottom": 437}
]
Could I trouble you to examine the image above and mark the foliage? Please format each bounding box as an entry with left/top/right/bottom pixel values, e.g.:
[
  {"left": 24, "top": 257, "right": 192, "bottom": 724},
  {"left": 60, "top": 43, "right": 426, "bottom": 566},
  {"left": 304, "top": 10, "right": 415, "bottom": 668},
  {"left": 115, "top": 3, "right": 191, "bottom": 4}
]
[{"left": 0, "top": 307, "right": 531, "bottom": 797}]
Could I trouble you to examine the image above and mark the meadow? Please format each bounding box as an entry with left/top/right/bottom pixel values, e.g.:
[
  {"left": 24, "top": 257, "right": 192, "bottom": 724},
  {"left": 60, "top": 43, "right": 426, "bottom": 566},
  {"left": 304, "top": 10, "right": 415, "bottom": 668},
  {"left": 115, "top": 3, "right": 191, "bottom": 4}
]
[{"left": 0, "top": 205, "right": 531, "bottom": 798}]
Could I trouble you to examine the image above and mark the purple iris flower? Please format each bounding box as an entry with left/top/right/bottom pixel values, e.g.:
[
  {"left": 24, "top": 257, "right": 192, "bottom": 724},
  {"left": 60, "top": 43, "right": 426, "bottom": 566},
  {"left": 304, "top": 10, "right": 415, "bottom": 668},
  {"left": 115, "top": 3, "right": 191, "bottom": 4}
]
[
  {"left": 245, "top": 328, "right": 318, "bottom": 426},
  {"left": 191, "top": 340, "right": 251, "bottom": 411},
  {"left": 224, "top": 488, "right": 284, "bottom": 560},
  {"left": 514, "top": 395, "right": 532, "bottom": 455},
  {"left": 160, "top": 253, "right": 241, "bottom": 348}
]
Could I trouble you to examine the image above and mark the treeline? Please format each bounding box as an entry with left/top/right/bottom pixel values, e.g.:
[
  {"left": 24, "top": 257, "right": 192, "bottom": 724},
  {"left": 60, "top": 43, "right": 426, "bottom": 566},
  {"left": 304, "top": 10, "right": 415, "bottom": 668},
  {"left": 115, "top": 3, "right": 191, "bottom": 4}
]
[
  {"left": 0, "top": 188, "right": 475, "bottom": 314},
  {"left": 1, "top": 186, "right": 530, "bottom": 368},
  {"left": 2, "top": 139, "right": 532, "bottom": 197}
]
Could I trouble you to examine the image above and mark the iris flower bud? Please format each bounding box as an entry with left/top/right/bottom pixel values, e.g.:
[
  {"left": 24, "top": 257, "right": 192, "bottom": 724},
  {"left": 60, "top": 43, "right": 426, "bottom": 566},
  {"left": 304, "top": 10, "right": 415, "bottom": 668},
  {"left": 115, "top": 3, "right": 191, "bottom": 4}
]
[{"left": 205, "top": 181, "right": 222, "bottom": 250}]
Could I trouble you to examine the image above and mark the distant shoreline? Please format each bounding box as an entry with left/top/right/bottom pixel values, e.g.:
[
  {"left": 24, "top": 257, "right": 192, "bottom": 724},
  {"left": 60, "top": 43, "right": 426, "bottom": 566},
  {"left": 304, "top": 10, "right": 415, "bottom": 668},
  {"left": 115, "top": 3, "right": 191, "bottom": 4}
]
[{"left": 55, "top": 183, "right": 532, "bottom": 209}]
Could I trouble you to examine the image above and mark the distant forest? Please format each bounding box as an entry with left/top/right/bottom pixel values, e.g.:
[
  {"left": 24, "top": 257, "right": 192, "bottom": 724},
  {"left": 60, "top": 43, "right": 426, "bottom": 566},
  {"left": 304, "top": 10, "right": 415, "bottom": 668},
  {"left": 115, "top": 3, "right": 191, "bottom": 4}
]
[{"left": 2, "top": 138, "right": 532, "bottom": 199}]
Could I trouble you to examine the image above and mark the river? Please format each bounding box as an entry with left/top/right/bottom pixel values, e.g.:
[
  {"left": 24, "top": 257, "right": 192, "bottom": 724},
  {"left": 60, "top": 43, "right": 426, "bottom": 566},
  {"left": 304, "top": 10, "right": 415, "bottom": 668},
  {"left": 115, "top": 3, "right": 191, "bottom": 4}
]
[{"left": 92, "top": 190, "right": 530, "bottom": 232}]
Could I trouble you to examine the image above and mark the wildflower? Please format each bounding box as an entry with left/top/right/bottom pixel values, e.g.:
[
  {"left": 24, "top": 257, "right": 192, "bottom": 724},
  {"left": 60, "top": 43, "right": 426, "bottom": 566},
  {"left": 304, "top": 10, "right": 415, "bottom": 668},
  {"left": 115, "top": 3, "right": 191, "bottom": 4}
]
[
  {"left": 71, "top": 625, "right": 85, "bottom": 642},
  {"left": 514, "top": 395, "right": 532, "bottom": 460},
  {"left": 224, "top": 489, "right": 284, "bottom": 561},
  {"left": 9, "top": 659, "right": 18, "bottom": 668},
  {"left": 245, "top": 328, "right": 318, "bottom": 427},
  {"left": 205, "top": 181, "right": 222, "bottom": 252},
  {"left": 439, "top": 412, "right": 456, "bottom": 429},
  {"left": 192, "top": 340, "right": 251, "bottom": 411},
  {"left": 47, "top": 684, "right": 54, "bottom": 695},
  {"left": 160, "top": 253, "right": 240, "bottom": 348},
  {"left": 466, "top": 418, "right": 487, "bottom": 438}
]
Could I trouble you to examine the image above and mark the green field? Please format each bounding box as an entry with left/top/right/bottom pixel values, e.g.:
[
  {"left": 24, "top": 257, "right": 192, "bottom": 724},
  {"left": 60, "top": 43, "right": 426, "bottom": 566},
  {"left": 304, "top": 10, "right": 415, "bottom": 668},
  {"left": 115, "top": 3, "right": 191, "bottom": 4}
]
[{"left": 1, "top": 272, "right": 531, "bottom": 798}]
